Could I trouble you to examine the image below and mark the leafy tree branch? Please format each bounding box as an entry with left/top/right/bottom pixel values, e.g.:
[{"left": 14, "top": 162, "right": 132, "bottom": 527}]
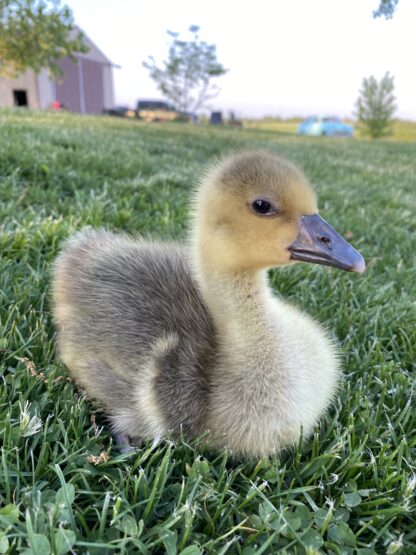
[
  {"left": 0, "top": 0, "right": 87, "bottom": 78},
  {"left": 373, "top": 0, "right": 399, "bottom": 19},
  {"left": 143, "top": 26, "right": 227, "bottom": 113}
]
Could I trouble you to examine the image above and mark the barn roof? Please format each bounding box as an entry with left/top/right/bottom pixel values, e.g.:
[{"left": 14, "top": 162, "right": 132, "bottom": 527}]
[{"left": 71, "top": 26, "right": 118, "bottom": 67}]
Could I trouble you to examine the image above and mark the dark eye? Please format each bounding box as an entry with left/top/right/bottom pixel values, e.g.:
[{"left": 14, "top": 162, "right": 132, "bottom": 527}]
[{"left": 250, "top": 199, "right": 278, "bottom": 216}]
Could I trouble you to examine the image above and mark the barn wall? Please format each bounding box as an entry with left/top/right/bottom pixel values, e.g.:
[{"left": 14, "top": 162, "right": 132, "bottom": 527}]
[
  {"left": 36, "top": 69, "right": 55, "bottom": 109},
  {"left": 0, "top": 70, "right": 39, "bottom": 108},
  {"left": 54, "top": 57, "right": 111, "bottom": 114},
  {"left": 102, "top": 64, "right": 115, "bottom": 109},
  {"left": 82, "top": 59, "right": 104, "bottom": 114},
  {"left": 55, "top": 58, "right": 81, "bottom": 112}
]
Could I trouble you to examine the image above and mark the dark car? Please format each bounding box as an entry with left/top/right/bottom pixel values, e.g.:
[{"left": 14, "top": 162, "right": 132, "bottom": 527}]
[{"left": 103, "top": 106, "right": 136, "bottom": 118}]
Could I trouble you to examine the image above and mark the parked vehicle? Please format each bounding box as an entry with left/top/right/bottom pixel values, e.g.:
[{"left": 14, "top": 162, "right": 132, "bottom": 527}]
[
  {"left": 210, "top": 111, "right": 224, "bottom": 125},
  {"left": 103, "top": 106, "right": 136, "bottom": 118},
  {"left": 297, "top": 116, "right": 353, "bottom": 137},
  {"left": 136, "top": 100, "right": 179, "bottom": 122}
]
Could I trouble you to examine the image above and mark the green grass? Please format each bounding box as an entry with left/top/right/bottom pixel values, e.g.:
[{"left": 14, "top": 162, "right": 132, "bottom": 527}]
[{"left": 0, "top": 108, "right": 415, "bottom": 554}]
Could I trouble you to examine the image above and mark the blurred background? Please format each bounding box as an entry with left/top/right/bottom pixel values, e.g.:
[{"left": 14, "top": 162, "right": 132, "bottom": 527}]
[
  {"left": 65, "top": 0, "right": 415, "bottom": 120},
  {"left": 0, "top": 0, "right": 414, "bottom": 136}
]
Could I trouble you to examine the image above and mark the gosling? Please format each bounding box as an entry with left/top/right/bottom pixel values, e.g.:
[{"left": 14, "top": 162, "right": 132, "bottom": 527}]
[{"left": 52, "top": 150, "right": 365, "bottom": 459}]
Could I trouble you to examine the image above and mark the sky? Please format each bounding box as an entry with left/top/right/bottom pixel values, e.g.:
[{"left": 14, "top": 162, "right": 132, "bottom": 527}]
[{"left": 65, "top": 0, "right": 416, "bottom": 120}]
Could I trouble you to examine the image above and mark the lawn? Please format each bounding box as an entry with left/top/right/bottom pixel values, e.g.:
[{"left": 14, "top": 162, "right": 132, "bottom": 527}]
[{"left": 0, "top": 108, "right": 415, "bottom": 554}]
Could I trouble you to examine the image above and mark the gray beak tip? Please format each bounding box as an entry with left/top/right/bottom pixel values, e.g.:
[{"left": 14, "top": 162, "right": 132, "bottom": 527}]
[{"left": 350, "top": 254, "right": 366, "bottom": 274}]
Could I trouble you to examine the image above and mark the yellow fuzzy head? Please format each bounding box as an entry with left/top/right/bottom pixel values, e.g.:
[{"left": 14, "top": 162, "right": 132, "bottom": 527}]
[{"left": 192, "top": 150, "right": 318, "bottom": 272}]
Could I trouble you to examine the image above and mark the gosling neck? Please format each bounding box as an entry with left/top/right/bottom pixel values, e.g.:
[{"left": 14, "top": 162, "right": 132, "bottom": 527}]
[{"left": 191, "top": 236, "right": 272, "bottom": 329}]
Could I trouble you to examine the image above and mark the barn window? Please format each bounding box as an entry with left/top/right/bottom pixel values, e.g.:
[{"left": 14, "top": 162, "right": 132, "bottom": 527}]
[{"left": 13, "top": 90, "right": 28, "bottom": 106}]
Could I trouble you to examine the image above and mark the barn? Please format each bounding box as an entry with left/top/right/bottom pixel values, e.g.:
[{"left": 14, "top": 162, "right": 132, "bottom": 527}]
[{"left": 0, "top": 28, "right": 115, "bottom": 114}]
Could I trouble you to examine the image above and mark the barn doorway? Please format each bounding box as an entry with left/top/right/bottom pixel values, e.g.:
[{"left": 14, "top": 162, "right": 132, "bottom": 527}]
[{"left": 13, "top": 90, "right": 28, "bottom": 107}]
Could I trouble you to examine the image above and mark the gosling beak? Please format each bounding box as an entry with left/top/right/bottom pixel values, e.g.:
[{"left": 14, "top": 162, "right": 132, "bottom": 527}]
[{"left": 288, "top": 214, "right": 365, "bottom": 273}]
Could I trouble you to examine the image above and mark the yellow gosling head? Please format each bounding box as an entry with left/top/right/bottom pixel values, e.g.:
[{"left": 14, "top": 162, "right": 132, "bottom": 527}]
[{"left": 193, "top": 150, "right": 365, "bottom": 274}]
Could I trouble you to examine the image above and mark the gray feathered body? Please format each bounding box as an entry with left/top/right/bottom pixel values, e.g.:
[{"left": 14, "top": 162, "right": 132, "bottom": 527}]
[{"left": 53, "top": 230, "right": 216, "bottom": 441}]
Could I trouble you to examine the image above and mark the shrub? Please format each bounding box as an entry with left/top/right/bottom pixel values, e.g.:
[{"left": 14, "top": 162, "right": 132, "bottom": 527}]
[{"left": 355, "top": 72, "right": 396, "bottom": 138}]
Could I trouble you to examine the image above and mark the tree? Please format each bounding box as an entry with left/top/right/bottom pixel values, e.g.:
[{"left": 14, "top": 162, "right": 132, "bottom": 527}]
[
  {"left": 373, "top": 0, "right": 399, "bottom": 19},
  {"left": 354, "top": 72, "right": 396, "bottom": 139},
  {"left": 143, "top": 26, "right": 227, "bottom": 113},
  {"left": 0, "top": 0, "right": 87, "bottom": 78}
]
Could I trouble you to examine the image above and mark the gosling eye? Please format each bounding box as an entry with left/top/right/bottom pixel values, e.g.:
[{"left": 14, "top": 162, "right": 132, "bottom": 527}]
[{"left": 250, "top": 199, "right": 279, "bottom": 216}]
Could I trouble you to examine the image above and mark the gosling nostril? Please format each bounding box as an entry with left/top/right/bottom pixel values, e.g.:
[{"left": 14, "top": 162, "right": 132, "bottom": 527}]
[{"left": 319, "top": 236, "right": 332, "bottom": 247}]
